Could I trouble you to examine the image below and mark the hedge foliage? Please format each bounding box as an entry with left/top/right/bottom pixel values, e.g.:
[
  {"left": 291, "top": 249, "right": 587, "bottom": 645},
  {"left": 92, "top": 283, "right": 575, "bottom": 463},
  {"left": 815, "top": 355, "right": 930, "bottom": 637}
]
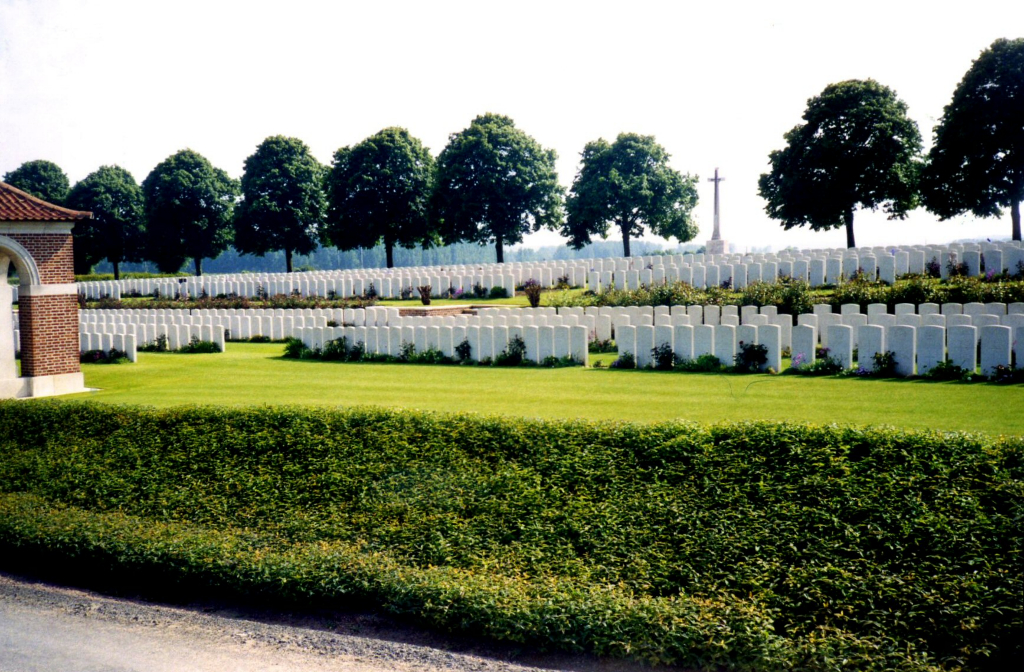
[
  {"left": 0, "top": 402, "right": 1020, "bottom": 671},
  {"left": 546, "top": 276, "right": 1024, "bottom": 315}
]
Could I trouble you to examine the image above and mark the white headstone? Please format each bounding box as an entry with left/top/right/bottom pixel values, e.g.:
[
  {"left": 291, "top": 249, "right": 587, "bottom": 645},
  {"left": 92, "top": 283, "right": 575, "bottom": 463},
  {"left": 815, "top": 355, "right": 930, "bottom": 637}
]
[
  {"left": 693, "top": 324, "right": 715, "bottom": 358},
  {"left": 889, "top": 325, "right": 916, "bottom": 377},
  {"left": 673, "top": 324, "right": 694, "bottom": 361},
  {"left": 714, "top": 324, "right": 736, "bottom": 365},
  {"left": 758, "top": 324, "right": 781, "bottom": 372},
  {"left": 947, "top": 325, "right": 977, "bottom": 372},
  {"left": 979, "top": 325, "right": 1011, "bottom": 376},
  {"left": 616, "top": 324, "right": 636, "bottom": 362},
  {"left": 791, "top": 324, "right": 816, "bottom": 368},
  {"left": 916, "top": 325, "right": 946, "bottom": 376}
]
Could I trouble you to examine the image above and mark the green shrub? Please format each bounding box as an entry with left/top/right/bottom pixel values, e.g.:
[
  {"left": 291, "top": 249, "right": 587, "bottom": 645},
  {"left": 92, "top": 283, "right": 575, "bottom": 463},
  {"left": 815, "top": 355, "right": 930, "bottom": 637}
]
[
  {"left": 79, "top": 348, "right": 130, "bottom": 364},
  {"left": 650, "top": 343, "right": 676, "bottom": 370},
  {"left": 282, "top": 337, "right": 308, "bottom": 359},
  {"left": 732, "top": 341, "right": 768, "bottom": 373},
  {"left": 494, "top": 335, "right": 526, "bottom": 366},
  {"left": 0, "top": 404, "right": 1018, "bottom": 671},
  {"left": 871, "top": 350, "right": 898, "bottom": 377},
  {"left": 673, "top": 353, "right": 724, "bottom": 372},
  {"left": 741, "top": 276, "right": 814, "bottom": 315},
  {"left": 609, "top": 352, "right": 635, "bottom": 369},
  {"left": 922, "top": 359, "right": 970, "bottom": 381},
  {"left": 138, "top": 334, "right": 169, "bottom": 352},
  {"left": 178, "top": 336, "right": 221, "bottom": 354},
  {"left": 454, "top": 338, "right": 472, "bottom": 363}
]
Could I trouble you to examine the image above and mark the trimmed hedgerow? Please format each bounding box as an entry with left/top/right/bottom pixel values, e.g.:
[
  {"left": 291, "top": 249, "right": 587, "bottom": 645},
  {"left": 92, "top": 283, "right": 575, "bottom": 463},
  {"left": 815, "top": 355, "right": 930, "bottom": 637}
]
[{"left": 0, "top": 402, "right": 1019, "bottom": 671}]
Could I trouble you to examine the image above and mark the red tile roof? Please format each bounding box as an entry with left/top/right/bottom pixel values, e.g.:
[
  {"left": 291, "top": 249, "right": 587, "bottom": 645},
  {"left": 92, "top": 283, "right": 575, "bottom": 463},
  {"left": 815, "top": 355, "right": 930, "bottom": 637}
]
[{"left": 0, "top": 181, "right": 92, "bottom": 222}]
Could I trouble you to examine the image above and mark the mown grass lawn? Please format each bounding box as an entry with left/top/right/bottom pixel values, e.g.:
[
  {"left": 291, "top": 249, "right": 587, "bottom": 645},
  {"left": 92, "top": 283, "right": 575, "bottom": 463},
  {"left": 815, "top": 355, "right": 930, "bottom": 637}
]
[{"left": 67, "top": 342, "right": 1024, "bottom": 436}]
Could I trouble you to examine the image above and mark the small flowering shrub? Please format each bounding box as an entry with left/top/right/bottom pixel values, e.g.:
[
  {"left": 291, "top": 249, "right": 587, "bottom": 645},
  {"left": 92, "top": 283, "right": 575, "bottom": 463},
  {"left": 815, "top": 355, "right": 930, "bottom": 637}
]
[
  {"left": 610, "top": 352, "right": 636, "bottom": 369},
  {"left": 417, "top": 285, "right": 432, "bottom": 305},
  {"left": 650, "top": 343, "right": 676, "bottom": 370},
  {"left": 522, "top": 279, "right": 543, "bottom": 308},
  {"left": 732, "top": 341, "right": 768, "bottom": 373},
  {"left": 790, "top": 347, "right": 844, "bottom": 376},
  {"left": 923, "top": 359, "right": 971, "bottom": 381},
  {"left": 138, "top": 334, "right": 169, "bottom": 352},
  {"left": 178, "top": 336, "right": 221, "bottom": 354},
  {"left": 454, "top": 338, "right": 472, "bottom": 363},
  {"left": 588, "top": 338, "right": 616, "bottom": 354},
  {"left": 674, "top": 354, "right": 724, "bottom": 372},
  {"left": 494, "top": 335, "right": 526, "bottom": 366},
  {"left": 991, "top": 364, "right": 1024, "bottom": 384},
  {"left": 872, "top": 350, "right": 898, "bottom": 377}
]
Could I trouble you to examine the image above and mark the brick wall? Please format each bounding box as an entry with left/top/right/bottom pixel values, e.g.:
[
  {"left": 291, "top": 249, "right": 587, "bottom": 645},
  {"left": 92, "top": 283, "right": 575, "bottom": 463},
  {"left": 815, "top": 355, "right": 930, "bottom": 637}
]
[
  {"left": 19, "top": 294, "right": 80, "bottom": 377},
  {"left": 7, "top": 233, "right": 74, "bottom": 284}
]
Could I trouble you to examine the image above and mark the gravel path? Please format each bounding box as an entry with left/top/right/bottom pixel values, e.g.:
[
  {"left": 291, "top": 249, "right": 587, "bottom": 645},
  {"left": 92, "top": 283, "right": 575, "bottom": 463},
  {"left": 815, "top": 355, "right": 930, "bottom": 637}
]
[{"left": 0, "top": 571, "right": 666, "bottom": 672}]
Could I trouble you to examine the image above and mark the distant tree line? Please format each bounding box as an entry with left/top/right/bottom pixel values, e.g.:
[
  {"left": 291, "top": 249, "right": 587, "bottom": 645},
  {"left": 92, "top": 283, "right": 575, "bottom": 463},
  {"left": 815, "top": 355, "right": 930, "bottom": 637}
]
[
  {"left": 4, "top": 116, "right": 699, "bottom": 278},
  {"left": 5, "top": 38, "right": 1019, "bottom": 274}
]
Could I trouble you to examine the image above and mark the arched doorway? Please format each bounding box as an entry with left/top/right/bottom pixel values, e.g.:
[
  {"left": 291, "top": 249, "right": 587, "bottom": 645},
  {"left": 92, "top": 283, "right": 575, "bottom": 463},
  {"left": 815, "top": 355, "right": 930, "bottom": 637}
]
[{"left": 0, "top": 182, "right": 91, "bottom": 398}]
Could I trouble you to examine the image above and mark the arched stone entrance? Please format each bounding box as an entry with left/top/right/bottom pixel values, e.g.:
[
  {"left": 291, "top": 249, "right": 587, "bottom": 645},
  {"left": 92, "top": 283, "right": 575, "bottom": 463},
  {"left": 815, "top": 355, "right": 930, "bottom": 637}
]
[{"left": 0, "top": 182, "right": 91, "bottom": 398}]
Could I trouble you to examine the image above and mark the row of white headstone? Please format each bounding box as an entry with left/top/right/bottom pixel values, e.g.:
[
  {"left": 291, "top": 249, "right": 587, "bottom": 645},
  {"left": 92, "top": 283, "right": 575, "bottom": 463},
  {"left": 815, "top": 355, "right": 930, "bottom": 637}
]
[
  {"left": 72, "top": 239, "right": 1024, "bottom": 301},
  {"left": 613, "top": 321, "right": 1022, "bottom": 376},
  {"left": 294, "top": 323, "right": 590, "bottom": 365},
  {"left": 66, "top": 299, "right": 1024, "bottom": 355},
  {"left": 792, "top": 323, "right": 1022, "bottom": 377}
]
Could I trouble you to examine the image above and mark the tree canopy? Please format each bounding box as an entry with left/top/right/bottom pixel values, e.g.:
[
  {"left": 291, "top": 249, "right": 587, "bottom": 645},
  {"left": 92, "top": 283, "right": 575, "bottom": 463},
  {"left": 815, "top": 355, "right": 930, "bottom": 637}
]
[
  {"left": 234, "top": 136, "right": 326, "bottom": 273},
  {"left": 141, "top": 149, "right": 238, "bottom": 275},
  {"left": 65, "top": 165, "right": 146, "bottom": 279},
  {"left": 562, "top": 133, "right": 698, "bottom": 257},
  {"left": 3, "top": 159, "right": 70, "bottom": 206},
  {"left": 432, "top": 113, "right": 564, "bottom": 263},
  {"left": 921, "top": 38, "right": 1024, "bottom": 241},
  {"left": 757, "top": 79, "right": 922, "bottom": 248},
  {"left": 324, "top": 127, "right": 435, "bottom": 268}
]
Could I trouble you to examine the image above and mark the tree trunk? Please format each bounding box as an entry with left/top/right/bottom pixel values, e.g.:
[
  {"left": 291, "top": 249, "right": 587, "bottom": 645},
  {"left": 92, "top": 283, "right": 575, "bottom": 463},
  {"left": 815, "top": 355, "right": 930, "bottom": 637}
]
[
  {"left": 194, "top": 257, "right": 203, "bottom": 277},
  {"left": 844, "top": 208, "right": 856, "bottom": 249},
  {"left": 285, "top": 249, "right": 293, "bottom": 273},
  {"left": 495, "top": 237, "right": 504, "bottom": 264},
  {"left": 113, "top": 260, "right": 120, "bottom": 281},
  {"left": 622, "top": 227, "right": 631, "bottom": 258},
  {"left": 1012, "top": 200, "right": 1021, "bottom": 242},
  {"left": 386, "top": 242, "right": 394, "bottom": 269}
]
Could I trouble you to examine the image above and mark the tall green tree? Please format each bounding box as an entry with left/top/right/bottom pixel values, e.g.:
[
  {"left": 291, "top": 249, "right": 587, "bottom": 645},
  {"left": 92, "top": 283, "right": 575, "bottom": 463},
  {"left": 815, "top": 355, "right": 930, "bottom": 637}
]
[
  {"left": 3, "top": 159, "right": 70, "bottom": 206},
  {"left": 234, "top": 136, "right": 326, "bottom": 273},
  {"left": 562, "top": 133, "right": 699, "bottom": 257},
  {"left": 921, "top": 38, "right": 1024, "bottom": 241},
  {"left": 324, "top": 127, "right": 435, "bottom": 269},
  {"left": 758, "top": 79, "right": 922, "bottom": 248},
  {"left": 432, "top": 113, "right": 563, "bottom": 263},
  {"left": 141, "top": 149, "right": 238, "bottom": 276},
  {"left": 65, "top": 166, "right": 145, "bottom": 279}
]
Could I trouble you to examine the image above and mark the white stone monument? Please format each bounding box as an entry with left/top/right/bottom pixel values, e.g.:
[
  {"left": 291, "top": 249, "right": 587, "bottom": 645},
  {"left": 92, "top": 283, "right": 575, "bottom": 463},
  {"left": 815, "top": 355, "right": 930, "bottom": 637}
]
[{"left": 704, "top": 168, "right": 728, "bottom": 255}]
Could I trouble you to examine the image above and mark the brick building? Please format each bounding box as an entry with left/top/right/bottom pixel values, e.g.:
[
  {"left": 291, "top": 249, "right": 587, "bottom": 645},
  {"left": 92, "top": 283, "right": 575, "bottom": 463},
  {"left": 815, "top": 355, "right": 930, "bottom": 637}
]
[{"left": 0, "top": 181, "right": 91, "bottom": 398}]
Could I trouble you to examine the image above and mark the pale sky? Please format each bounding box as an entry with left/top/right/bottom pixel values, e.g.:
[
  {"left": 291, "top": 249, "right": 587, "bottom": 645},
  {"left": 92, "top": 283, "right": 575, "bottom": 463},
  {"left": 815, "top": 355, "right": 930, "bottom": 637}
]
[{"left": 2, "top": 0, "right": 1022, "bottom": 254}]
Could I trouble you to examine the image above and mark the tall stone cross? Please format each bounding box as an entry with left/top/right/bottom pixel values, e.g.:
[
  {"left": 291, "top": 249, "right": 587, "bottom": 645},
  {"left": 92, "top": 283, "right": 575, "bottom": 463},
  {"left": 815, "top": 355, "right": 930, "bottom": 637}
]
[{"left": 708, "top": 167, "right": 724, "bottom": 240}]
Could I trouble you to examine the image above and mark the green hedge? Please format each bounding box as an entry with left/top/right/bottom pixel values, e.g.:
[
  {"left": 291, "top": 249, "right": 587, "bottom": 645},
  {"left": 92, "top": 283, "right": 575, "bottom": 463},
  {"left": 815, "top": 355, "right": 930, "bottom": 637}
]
[
  {"left": 0, "top": 402, "right": 1019, "bottom": 671},
  {"left": 546, "top": 276, "right": 1024, "bottom": 314}
]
